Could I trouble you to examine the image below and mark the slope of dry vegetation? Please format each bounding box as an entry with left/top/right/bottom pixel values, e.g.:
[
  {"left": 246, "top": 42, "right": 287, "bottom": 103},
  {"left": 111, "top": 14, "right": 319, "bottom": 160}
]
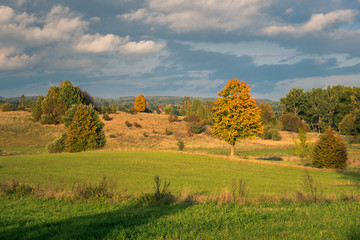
[
  {"left": 0, "top": 111, "right": 64, "bottom": 148},
  {"left": 1, "top": 110, "right": 359, "bottom": 166}
]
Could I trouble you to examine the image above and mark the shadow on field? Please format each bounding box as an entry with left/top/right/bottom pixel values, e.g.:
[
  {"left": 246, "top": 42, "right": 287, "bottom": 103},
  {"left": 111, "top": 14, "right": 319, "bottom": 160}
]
[
  {"left": 347, "top": 224, "right": 360, "bottom": 240},
  {"left": 338, "top": 171, "right": 360, "bottom": 188},
  {"left": 0, "top": 203, "right": 188, "bottom": 240}
]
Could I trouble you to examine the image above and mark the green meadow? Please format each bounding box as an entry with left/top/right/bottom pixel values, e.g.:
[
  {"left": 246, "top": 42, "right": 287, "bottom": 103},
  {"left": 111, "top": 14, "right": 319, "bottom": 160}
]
[{"left": 0, "top": 151, "right": 359, "bottom": 197}]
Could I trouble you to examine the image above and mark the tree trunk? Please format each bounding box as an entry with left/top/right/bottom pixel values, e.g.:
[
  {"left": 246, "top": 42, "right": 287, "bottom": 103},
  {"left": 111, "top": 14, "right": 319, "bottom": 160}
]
[{"left": 230, "top": 144, "right": 235, "bottom": 158}]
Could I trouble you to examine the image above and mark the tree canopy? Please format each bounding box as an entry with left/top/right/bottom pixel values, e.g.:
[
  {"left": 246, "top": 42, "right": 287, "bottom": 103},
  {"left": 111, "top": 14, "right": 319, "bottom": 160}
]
[
  {"left": 212, "top": 78, "right": 263, "bottom": 157},
  {"left": 134, "top": 94, "right": 146, "bottom": 112}
]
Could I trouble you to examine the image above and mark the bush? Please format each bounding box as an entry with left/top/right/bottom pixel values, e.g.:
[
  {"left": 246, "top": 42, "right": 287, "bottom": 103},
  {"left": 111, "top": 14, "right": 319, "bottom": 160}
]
[
  {"left": 177, "top": 138, "right": 185, "bottom": 150},
  {"left": 168, "top": 112, "right": 178, "bottom": 122},
  {"left": 186, "top": 115, "right": 205, "bottom": 134},
  {"left": 293, "top": 129, "right": 313, "bottom": 165},
  {"left": 134, "top": 122, "right": 142, "bottom": 128},
  {"left": 46, "top": 134, "right": 66, "bottom": 153},
  {"left": 262, "top": 124, "right": 282, "bottom": 141},
  {"left": 312, "top": 128, "right": 348, "bottom": 169},
  {"left": 280, "top": 113, "right": 309, "bottom": 132},
  {"left": 125, "top": 121, "right": 132, "bottom": 127},
  {"left": 1, "top": 103, "right": 14, "bottom": 112},
  {"left": 102, "top": 113, "right": 112, "bottom": 121}
]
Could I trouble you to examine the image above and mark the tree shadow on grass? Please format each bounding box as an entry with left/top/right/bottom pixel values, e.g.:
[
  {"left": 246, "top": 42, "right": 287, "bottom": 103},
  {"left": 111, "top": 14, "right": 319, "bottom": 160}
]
[
  {"left": 0, "top": 203, "right": 188, "bottom": 240},
  {"left": 338, "top": 171, "right": 360, "bottom": 189}
]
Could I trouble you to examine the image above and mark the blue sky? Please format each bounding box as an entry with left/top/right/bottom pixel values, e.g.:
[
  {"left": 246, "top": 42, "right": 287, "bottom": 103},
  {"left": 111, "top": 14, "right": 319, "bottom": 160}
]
[{"left": 0, "top": 0, "right": 359, "bottom": 100}]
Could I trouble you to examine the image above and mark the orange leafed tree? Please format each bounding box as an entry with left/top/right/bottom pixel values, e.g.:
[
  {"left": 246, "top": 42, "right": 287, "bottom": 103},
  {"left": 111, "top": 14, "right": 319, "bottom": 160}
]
[
  {"left": 212, "top": 78, "right": 264, "bottom": 157},
  {"left": 134, "top": 94, "right": 146, "bottom": 112}
]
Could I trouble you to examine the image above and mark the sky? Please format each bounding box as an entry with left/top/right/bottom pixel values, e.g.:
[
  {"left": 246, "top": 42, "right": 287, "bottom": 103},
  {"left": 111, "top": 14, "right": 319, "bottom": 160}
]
[{"left": 0, "top": 0, "right": 360, "bottom": 100}]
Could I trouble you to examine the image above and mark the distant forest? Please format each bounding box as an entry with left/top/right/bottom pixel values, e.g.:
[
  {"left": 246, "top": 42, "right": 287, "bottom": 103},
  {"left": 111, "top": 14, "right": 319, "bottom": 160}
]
[{"left": 0, "top": 95, "right": 280, "bottom": 113}]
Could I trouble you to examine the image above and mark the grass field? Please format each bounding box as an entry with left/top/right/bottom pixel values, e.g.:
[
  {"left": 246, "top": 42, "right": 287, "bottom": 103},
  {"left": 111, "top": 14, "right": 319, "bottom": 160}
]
[
  {"left": 1, "top": 111, "right": 360, "bottom": 239},
  {"left": 1, "top": 151, "right": 359, "bottom": 198},
  {"left": 1, "top": 198, "right": 359, "bottom": 239}
]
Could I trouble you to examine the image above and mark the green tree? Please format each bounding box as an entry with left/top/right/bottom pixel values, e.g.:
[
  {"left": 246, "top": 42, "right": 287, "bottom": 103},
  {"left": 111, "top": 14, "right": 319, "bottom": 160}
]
[
  {"left": 280, "top": 88, "right": 306, "bottom": 116},
  {"left": 258, "top": 102, "right": 275, "bottom": 125},
  {"left": 212, "top": 78, "right": 263, "bottom": 157},
  {"left": 293, "top": 128, "right": 313, "bottom": 165},
  {"left": 41, "top": 86, "right": 66, "bottom": 124},
  {"left": 19, "top": 94, "right": 25, "bottom": 110},
  {"left": 58, "top": 80, "right": 84, "bottom": 109},
  {"left": 134, "top": 94, "right": 146, "bottom": 112},
  {"left": 31, "top": 96, "right": 44, "bottom": 121},
  {"left": 64, "top": 104, "right": 106, "bottom": 152},
  {"left": 180, "top": 96, "right": 192, "bottom": 116}
]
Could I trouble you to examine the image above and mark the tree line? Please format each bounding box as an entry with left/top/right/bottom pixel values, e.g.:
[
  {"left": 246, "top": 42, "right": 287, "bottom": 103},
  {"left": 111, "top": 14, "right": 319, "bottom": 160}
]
[{"left": 280, "top": 86, "right": 360, "bottom": 135}]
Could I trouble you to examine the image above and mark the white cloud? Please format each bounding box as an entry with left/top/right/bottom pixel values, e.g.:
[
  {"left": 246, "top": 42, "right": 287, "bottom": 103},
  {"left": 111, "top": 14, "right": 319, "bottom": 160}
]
[
  {"left": 74, "top": 34, "right": 130, "bottom": 53},
  {"left": 120, "top": 40, "right": 166, "bottom": 55},
  {"left": 284, "top": 8, "right": 293, "bottom": 15},
  {"left": 261, "top": 9, "right": 358, "bottom": 36},
  {"left": 120, "top": 0, "right": 273, "bottom": 32},
  {"left": 0, "top": 6, "right": 14, "bottom": 23},
  {"left": 0, "top": 4, "right": 166, "bottom": 73},
  {"left": 0, "top": 47, "right": 37, "bottom": 70}
]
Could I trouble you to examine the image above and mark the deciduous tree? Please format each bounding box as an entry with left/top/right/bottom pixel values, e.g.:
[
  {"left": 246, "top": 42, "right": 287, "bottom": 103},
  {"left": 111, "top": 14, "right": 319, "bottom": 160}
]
[
  {"left": 134, "top": 94, "right": 146, "bottom": 112},
  {"left": 212, "top": 78, "right": 263, "bottom": 157}
]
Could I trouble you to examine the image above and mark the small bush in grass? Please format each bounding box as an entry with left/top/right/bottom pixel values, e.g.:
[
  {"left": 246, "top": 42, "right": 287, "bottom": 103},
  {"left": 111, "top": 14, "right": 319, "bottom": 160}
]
[
  {"left": 46, "top": 134, "right": 66, "bottom": 153},
  {"left": 125, "top": 121, "right": 132, "bottom": 127},
  {"left": 165, "top": 128, "right": 172, "bottom": 135},
  {"left": 139, "top": 176, "right": 174, "bottom": 205},
  {"left": 0, "top": 179, "right": 33, "bottom": 195},
  {"left": 134, "top": 122, "right": 142, "bottom": 128},
  {"left": 302, "top": 170, "right": 321, "bottom": 202},
  {"left": 73, "top": 177, "right": 114, "bottom": 199},
  {"left": 177, "top": 138, "right": 185, "bottom": 150},
  {"left": 262, "top": 124, "right": 282, "bottom": 141},
  {"left": 168, "top": 112, "right": 178, "bottom": 122},
  {"left": 312, "top": 127, "right": 348, "bottom": 169},
  {"left": 293, "top": 128, "right": 313, "bottom": 165},
  {"left": 102, "top": 113, "right": 112, "bottom": 121}
]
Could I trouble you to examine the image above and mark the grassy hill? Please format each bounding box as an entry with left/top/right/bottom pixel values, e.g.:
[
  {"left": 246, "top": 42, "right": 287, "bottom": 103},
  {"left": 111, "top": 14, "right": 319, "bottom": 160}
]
[{"left": 1, "top": 110, "right": 360, "bottom": 239}]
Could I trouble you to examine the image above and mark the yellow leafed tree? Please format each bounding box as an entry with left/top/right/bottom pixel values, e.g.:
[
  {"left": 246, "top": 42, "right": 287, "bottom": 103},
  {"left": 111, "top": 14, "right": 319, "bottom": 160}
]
[
  {"left": 134, "top": 94, "right": 146, "bottom": 112},
  {"left": 212, "top": 78, "right": 264, "bottom": 157}
]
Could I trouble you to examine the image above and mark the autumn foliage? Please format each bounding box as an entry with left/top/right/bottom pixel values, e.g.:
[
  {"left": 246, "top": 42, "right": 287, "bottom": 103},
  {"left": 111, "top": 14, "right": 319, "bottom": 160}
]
[
  {"left": 212, "top": 78, "right": 263, "bottom": 157},
  {"left": 134, "top": 94, "right": 146, "bottom": 112}
]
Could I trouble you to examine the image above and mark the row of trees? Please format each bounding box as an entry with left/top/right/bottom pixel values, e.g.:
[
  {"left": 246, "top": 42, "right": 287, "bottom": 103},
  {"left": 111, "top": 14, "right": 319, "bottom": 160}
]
[{"left": 280, "top": 86, "right": 360, "bottom": 135}]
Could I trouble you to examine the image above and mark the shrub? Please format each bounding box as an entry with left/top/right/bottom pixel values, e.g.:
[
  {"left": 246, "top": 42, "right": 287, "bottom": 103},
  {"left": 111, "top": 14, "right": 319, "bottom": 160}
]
[
  {"left": 64, "top": 104, "right": 106, "bottom": 153},
  {"left": 262, "top": 124, "right": 282, "bottom": 141},
  {"left": 293, "top": 128, "right": 313, "bottom": 165},
  {"left": 1, "top": 103, "right": 14, "bottom": 112},
  {"left": 280, "top": 113, "right": 309, "bottom": 132},
  {"left": 165, "top": 128, "right": 172, "bottom": 135},
  {"left": 177, "top": 138, "right": 185, "bottom": 150},
  {"left": 125, "top": 121, "right": 132, "bottom": 127},
  {"left": 168, "top": 112, "right": 178, "bottom": 122},
  {"left": 46, "top": 134, "right": 66, "bottom": 153},
  {"left": 138, "top": 176, "right": 174, "bottom": 205},
  {"left": 187, "top": 121, "right": 205, "bottom": 134},
  {"left": 312, "top": 127, "right": 348, "bottom": 169},
  {"left": 102, "top": 113, "right": 112, "bottom": 121},
  {"left": 134, "top": 122, "right": 142, "bottom": 128}
]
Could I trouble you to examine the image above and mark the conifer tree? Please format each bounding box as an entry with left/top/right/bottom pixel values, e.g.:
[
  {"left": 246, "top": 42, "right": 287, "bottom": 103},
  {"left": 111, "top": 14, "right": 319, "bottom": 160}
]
[{"left": 212, "top": 78, "right": 263, "bottom": 157}]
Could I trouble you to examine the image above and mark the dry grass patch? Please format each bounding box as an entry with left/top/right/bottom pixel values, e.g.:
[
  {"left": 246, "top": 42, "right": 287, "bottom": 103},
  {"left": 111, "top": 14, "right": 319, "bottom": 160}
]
[{"left": 0, "top": 111, "right": 64, "bottom": 148}]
